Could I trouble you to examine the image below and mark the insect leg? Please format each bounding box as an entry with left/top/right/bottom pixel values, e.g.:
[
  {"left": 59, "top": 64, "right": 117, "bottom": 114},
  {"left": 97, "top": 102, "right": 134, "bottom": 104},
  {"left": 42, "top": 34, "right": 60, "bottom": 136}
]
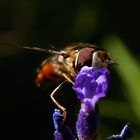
[
  {"left": 62, "top": 73, "right": 74, "bottom": 84},
  {"left": 50, "top": 80, "right": 67, "bottom": 123}
]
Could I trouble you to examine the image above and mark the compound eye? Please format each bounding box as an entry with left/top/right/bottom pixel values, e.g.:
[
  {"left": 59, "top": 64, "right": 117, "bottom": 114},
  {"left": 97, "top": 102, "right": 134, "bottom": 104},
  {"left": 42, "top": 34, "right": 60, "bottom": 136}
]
[{"left": 75, "top": 48, "right": 95, "bottom": 71}]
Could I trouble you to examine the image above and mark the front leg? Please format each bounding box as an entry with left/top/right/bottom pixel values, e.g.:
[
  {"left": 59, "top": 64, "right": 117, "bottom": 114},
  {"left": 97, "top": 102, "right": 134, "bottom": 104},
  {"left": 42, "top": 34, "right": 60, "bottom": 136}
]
[{"left": 50, "top": 80, "right": 67, "bottom": 123}]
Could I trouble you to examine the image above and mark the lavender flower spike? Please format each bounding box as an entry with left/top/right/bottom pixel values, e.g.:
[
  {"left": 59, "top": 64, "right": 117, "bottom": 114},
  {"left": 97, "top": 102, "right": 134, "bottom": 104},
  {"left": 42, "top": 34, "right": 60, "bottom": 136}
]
[
  {"left": 76, "top": 105, "right": 100, "bottom": 140},
  {"left": 73, "top": 66, "right": 110, "bottom": 140},
  {"left": 53, "top": 109, "right": 75, "bottom": 140}
]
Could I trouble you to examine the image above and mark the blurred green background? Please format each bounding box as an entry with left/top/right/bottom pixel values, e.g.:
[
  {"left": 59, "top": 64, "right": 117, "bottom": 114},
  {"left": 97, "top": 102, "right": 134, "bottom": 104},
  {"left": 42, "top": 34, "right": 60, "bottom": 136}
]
[{"left": 0, "top": 0, "right": 140, "bottom": 139}]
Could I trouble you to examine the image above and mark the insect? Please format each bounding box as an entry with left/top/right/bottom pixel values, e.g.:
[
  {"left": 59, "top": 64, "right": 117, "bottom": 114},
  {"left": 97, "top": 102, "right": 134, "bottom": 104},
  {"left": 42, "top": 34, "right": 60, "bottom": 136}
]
[{"left": 1, "top": 42, "right": 113, "bottom": 121}]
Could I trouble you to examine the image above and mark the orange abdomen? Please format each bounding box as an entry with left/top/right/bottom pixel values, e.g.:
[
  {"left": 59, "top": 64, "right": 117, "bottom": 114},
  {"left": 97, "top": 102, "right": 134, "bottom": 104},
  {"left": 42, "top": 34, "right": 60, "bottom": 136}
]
[{"left": 35, "top": 63, "right": 60, "bottom": 87}]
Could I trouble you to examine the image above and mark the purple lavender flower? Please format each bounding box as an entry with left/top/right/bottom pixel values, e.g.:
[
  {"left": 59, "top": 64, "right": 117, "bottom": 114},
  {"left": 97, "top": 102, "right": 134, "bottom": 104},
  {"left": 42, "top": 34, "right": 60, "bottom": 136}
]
[
  {"left": 72, "top": 66, "right": 110, "bottom": 112},
  {"left": 52, "top": 66, "right": 134, "bottom": 140},
  {"left": 72, "top": 66, "right": 110, "bottom": 140},
  {"left": 107, "top": 123, "right": 133, "bottom": 140},
  {"left": 76, "top": 105, "right": 100, "bottom": 140},
  {"left": 53, "top": 109, "right": 75, "bottom": 140}
]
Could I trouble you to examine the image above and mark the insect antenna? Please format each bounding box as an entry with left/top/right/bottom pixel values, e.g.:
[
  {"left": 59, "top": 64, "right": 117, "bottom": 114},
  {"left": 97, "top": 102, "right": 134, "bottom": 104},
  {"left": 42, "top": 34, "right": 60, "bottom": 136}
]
[{"left": 0, "top": 42, "right": 69, "bottom": 56}]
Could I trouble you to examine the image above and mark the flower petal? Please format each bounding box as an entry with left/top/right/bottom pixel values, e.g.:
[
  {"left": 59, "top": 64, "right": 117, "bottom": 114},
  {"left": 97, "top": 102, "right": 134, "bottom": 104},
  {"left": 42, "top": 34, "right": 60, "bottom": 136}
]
[{"left": 73, "top": 66, "right": 110, "bottom": 111}]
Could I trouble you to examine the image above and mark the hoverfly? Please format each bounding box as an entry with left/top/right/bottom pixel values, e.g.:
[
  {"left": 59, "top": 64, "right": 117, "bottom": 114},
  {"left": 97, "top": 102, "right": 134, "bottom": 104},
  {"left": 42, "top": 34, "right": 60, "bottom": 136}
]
[{"left": 0, "top": 42, "right": 113, "bottom": 121}]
